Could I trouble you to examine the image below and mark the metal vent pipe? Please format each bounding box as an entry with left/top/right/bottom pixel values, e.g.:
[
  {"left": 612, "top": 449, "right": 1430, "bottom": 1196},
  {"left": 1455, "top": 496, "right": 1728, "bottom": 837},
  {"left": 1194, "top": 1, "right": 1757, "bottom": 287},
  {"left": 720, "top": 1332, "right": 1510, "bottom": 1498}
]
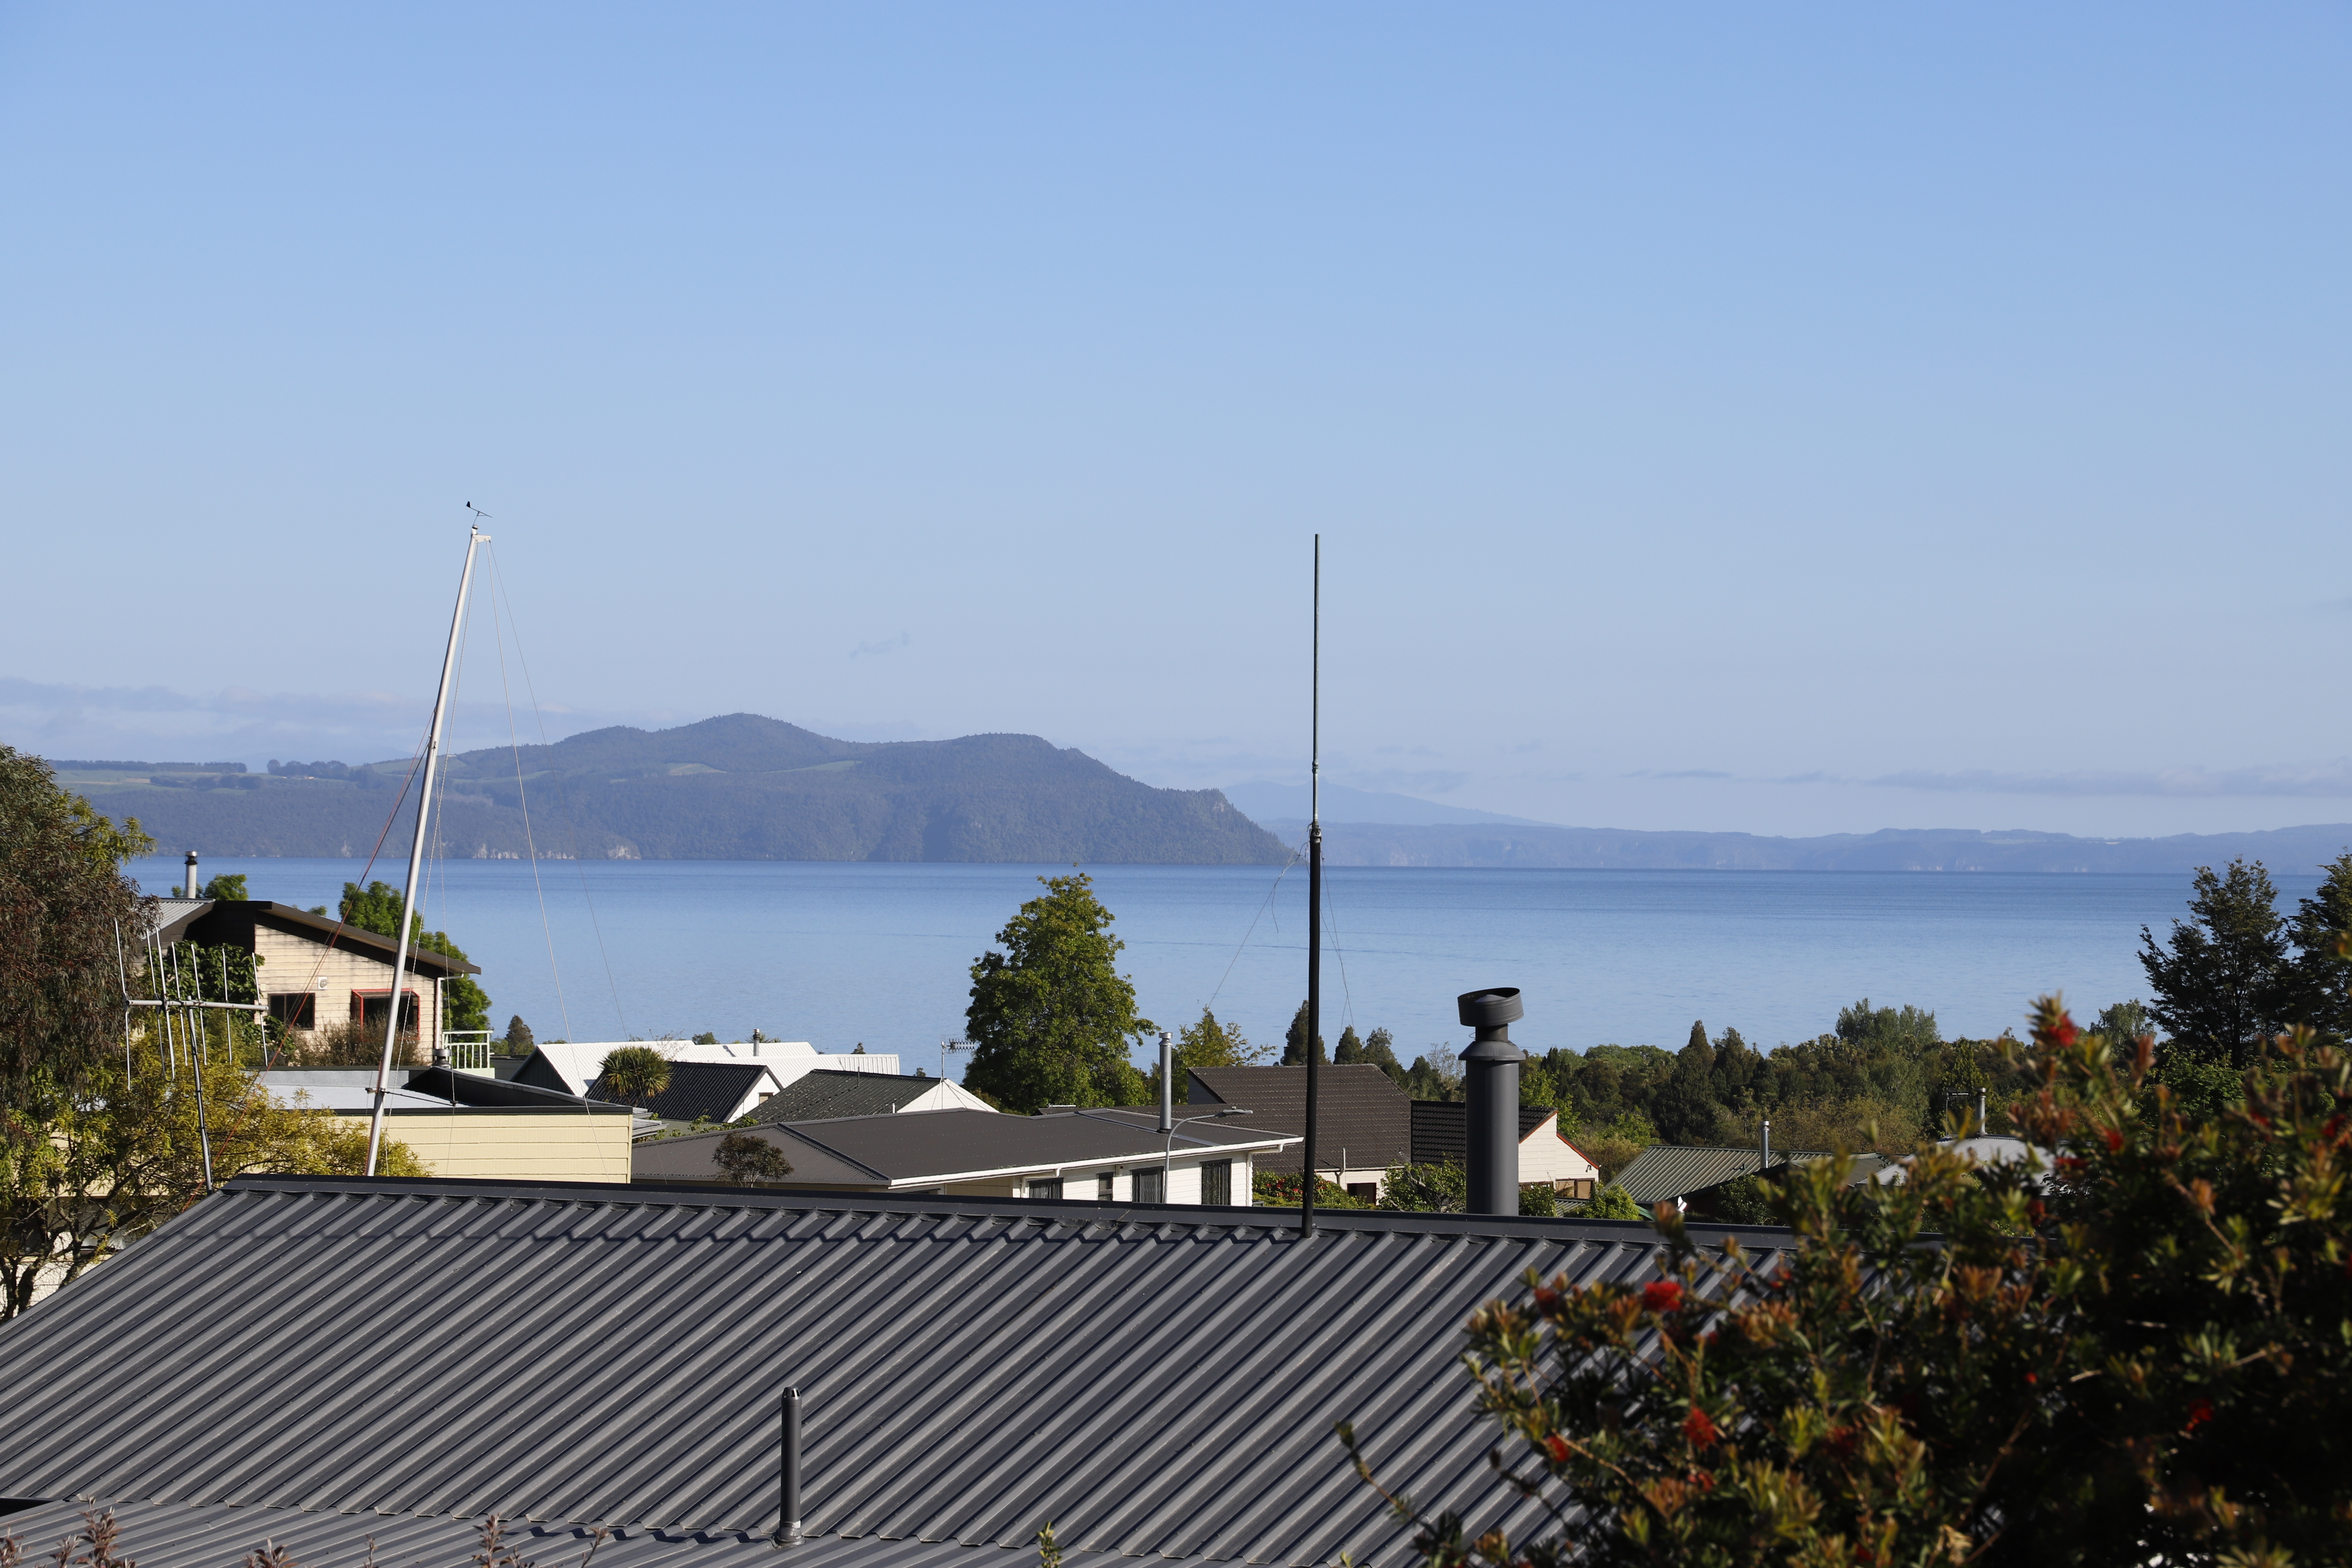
[
  {"left": 776, "top": 1385, "right": 803, "bottom": 1545},
  {"left": 1158, "top": 1030, "right": 1173, "bottom": 1133},
  {"left": 184, "top": 850, "right": 199, "bottom": 899},
  {"left": 1458, "top": 988, "right": 1526, "bottom": 1215},
  {"left": 1761, "top": 1117, "right": 1772, "bottom": 1173}
]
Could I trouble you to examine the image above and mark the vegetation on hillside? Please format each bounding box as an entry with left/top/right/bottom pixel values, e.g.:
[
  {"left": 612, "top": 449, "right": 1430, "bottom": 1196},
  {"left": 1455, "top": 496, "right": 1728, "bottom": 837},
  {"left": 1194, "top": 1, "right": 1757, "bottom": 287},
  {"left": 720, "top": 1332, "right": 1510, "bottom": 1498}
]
[{"left": 65, "top": 714, "right": 1289, "bottom": 864}]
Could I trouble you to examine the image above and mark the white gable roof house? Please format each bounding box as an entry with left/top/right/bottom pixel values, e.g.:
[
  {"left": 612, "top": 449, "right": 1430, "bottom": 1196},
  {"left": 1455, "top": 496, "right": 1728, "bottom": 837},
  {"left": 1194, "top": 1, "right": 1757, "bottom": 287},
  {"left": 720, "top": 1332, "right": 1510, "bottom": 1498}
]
[{"left": 515, "top": 1040, "right": 900, "bottom": 1098}]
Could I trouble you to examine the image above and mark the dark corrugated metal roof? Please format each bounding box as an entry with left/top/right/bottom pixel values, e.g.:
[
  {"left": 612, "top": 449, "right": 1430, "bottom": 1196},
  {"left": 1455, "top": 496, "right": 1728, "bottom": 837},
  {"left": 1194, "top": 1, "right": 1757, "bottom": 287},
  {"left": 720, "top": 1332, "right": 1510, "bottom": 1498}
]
[
  {"left": 741, "top": 1071, "right": 942, "bottom": 1125},
  {"left": 1613, "top": 1144, "right": 1847, "bottom": 1205},
  {"left": 185, "top": 902, "right": 481, "bottom": 977},
  {"left": 1186, "top": 1066, "right": 1410, "bottom": 1174},
  {"left": 0, "top": 1498, "right": 1090, "bottom": 1568},
  {"left": 587, "top": 1061, "right": 772, "bottom": 1123},
  {"left": 1407, "top": 1102, "right": 1556, "bottom": 1167},
  {"left": 0, "top": 1178, "right": 1792, "bottom": 1567}
]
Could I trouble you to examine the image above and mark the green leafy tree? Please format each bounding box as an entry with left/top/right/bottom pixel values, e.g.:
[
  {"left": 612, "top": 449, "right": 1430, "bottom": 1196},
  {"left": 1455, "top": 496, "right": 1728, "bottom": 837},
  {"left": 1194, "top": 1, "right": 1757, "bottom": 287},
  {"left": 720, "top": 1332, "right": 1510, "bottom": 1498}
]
[
  {"left": 502, "top": 1015, "right": 534, "bottom": 1054},
  {"left": 198, "top": 872, "right": 247, "bottom": 900},
  {"left": 2140, "top": 858, "right": 2292, "bottom": 1069},
  {"left": 2, "top": 1040, "right": 424, "bottom": 1318},
  {"left": 714, "top": 1130, "right": 793, "bottom": 1185},
  {"left": 1152, "top": 1006, "right": 1268, "bottom": 1105},
  {"left": 1356, "top": 1026, "right": 1407, "bottom": 1086},
  {"left": 0, "top": 748, "right": 152, "bottom": 1110},
  {"left": 1281, "top": 1000, "right": 1327, "bottom": 1065},
  {"left": 1255, "top": 1171, "right": 1368, "bottom": 1208},
  {"left": 1404, "top": 1046, "right": 1463, "bottom": 1101},
  {"left": 1342, "top": 996, "right": 2352, "bottom": 1565},
  {"left": 337, "top": 880, "right": 492, "bottom": 1034},
  {"left": 963, "top": 873, "right": 1155, "bottom": 1113},
  {"left": 1562, "top": 1182, "right": 1643, "bottom": 1220},
  {"left": 1377, "top": 1161, "right": 1467, "bottom": 1212},
  {"left": 595, "top": 1045, "right": 671, "bottom": 1106},
  {"left": 2285, "top": 849, "right": 2352, "bottom": 1043}
]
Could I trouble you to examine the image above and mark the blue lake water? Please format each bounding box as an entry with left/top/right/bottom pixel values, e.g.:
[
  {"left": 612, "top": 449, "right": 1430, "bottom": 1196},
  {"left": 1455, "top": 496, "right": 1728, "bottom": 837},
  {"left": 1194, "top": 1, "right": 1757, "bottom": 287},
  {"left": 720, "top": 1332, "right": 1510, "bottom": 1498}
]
[{"left": 128, "top": 858, "right": 2289, "bottom": 1073}]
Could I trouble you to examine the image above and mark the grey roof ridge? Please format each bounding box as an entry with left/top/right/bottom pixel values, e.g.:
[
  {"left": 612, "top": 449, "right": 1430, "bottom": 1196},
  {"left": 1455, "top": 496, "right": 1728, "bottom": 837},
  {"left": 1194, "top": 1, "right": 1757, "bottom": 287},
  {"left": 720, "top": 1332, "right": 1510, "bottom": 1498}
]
[{"left": 216, "top": 1172, "right": 1792, "bottom": 1245}]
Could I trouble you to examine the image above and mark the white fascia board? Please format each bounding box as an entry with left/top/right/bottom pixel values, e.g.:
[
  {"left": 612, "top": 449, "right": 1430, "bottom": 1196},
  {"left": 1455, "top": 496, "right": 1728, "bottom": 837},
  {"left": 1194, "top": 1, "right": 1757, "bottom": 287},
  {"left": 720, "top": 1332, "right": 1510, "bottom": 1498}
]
[{"left": 878, "top": 1134, "right": 1300, "bottom": 1190}]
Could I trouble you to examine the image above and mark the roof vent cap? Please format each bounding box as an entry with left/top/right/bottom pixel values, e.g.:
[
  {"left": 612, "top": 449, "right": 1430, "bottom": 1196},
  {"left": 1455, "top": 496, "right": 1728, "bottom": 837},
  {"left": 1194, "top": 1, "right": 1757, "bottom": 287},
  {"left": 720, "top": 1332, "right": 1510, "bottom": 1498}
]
[{"left": 1456, "top": 988, "right": 1524, "bottom": 1029}]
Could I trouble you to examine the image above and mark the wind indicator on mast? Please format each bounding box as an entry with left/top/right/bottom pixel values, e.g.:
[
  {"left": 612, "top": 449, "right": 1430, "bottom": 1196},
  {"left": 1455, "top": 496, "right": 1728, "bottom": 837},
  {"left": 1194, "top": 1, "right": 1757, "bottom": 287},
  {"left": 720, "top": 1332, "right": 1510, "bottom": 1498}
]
[{"left": 364, "top": 519, "right": 490, "bottom": 1176}]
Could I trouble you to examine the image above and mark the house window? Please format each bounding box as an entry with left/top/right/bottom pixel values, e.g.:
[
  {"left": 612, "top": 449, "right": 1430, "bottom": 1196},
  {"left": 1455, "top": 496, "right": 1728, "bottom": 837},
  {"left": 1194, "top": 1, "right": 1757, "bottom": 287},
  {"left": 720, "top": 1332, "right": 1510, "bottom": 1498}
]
[
  {"left": 267, "top": 994, "right": 316, "bottom": 1030},
  {"left": 1345, "top": 1182, "right": 1378, "bottom": 1203},
  {"left": 1098, "top": 1173, "right": 1114, "bottom": 1201},
  {"left": 1200, "top": 1160, "right": 1231, "bottom": 1207},
  {"left": 1559, "top": 1178, "right": 1595, "bottom": 1202},
  {"left": 351, "top": 990, "right": 421, "bottom": 1032},
  {"left": 1027, "top": 1178, "right": 1063, "bottom": 1200},
  {"left": 1133, "top": 1168, "right": 1165, "bottom": 1204}
]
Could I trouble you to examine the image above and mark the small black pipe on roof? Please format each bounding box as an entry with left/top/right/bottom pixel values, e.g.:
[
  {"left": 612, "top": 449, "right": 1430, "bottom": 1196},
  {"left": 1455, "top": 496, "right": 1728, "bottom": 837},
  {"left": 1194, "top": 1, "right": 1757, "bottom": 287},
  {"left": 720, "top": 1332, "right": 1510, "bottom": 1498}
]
[
  {"left": 1459, "top": 988, "right": 1525, "bottom": 1216},
  {"left": 776, "top": 1385, "right": 803, "bottom": 1547}
]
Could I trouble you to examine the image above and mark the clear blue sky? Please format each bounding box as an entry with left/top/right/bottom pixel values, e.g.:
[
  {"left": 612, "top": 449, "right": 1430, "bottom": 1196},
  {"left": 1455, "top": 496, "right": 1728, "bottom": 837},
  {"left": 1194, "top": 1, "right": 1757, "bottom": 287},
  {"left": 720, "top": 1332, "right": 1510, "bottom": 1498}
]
[{"left": 3, "top": 4, "right": 2346, "bottom": 837}]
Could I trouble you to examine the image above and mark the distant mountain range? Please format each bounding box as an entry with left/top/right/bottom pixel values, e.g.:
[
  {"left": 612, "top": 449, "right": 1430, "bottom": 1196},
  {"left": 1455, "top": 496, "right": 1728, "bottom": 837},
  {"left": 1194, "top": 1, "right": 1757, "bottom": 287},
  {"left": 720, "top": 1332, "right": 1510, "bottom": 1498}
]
[
  {"left": 1219, "top": 780, "right": 1554, "bottom": 827},
  {"left": 1253, "top": 819, "right": 2352, "bottom": 875},
  {"left": 55, "top": 715, "right": 1288, "bottom": 864}
]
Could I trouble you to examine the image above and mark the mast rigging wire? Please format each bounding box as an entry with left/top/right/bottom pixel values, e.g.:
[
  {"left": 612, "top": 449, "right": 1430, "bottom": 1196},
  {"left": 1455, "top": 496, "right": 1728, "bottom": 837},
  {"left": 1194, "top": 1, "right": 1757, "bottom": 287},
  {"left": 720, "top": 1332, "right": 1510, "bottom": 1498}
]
[
  {"left": 486, "top": 547, "right": 572, "bottom": 1044},
  {"left": 486, "top": 542, "right": 630, "bottom": 1038}
]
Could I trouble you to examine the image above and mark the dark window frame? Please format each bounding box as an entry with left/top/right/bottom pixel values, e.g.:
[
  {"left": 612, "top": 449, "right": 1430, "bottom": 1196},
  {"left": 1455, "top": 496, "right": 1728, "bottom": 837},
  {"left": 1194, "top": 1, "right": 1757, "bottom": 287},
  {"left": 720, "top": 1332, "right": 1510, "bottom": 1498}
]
[
  {"left": 1200, "top": 1159, "right": 1232, "bottom": 1207},
  {"left": 1132, "top": 1167, "right": 1165, "bottom": 1204}
]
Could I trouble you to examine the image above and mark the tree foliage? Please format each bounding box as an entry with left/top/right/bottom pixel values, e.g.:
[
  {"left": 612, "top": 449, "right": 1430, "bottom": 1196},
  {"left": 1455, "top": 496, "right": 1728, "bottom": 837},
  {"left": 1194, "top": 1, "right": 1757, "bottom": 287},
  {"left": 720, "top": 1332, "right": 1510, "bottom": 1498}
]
[
  {"left": 1281, "top": 1001, "right": 1327, "bottom": 1066},
  {"left": 0, "top": 748, "right": 152, "bottom": 1110},
  {"left": 1, "top": 1042, "right": 423, "bottom": 1319},
  {"left": 2139, "top": 858, "right": 2295, "bottom": 1069},
  {"left": 1151, "top": 1006, "right": 1269, "bottom": 1105},
  {"left": 595, "top": 1045, "right": 672, "bottom": 1105},
  {"left": 337, "top": 880, "right": 492, "bottom": 1034},
  {"left": 963, "top": 873, "right": 1153, "bottom": 1113},
  {"left": 1343, "top": 995, "right": 2352, "bottom": 1565},
  {"left": 714, "top": 1130, "right": 793, "bottom": 1185}
]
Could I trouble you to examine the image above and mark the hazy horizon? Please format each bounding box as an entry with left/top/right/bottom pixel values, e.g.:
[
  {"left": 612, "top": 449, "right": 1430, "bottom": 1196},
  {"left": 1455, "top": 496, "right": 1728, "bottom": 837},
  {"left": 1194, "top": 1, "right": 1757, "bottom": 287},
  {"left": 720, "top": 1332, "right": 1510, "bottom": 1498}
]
[{"left": 4, "top": 6, "right": 2345, "bottom": 839}]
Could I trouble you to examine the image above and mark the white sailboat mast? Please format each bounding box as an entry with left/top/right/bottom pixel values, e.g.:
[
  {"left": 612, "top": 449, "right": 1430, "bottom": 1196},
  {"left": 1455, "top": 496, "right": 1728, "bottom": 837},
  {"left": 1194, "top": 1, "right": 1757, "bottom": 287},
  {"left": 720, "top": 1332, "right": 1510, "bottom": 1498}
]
[{"left": 365, "top": 524, "right": 488, "bottom": 1176}]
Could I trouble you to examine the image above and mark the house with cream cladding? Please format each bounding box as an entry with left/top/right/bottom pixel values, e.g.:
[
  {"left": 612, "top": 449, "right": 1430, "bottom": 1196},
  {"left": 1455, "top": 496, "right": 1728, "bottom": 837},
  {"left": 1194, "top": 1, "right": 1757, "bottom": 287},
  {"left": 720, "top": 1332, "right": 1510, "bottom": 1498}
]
[{"left": 159, "top": 898, "right": 481, "bottom": 1065}]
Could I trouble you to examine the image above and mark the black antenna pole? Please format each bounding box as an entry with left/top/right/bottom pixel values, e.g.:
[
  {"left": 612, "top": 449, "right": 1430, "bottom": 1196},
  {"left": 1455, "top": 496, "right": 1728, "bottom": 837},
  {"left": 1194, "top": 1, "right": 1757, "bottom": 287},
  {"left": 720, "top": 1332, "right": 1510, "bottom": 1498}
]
[{"left": 1303, "top": 534, "right": 1321, "bottom": 1238}]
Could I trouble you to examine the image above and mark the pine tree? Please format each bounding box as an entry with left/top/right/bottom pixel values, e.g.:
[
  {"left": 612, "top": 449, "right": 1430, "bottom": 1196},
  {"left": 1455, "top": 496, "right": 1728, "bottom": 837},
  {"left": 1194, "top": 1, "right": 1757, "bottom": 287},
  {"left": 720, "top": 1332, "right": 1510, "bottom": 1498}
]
[
  {"left": 2285, "top": 850, "right": 2352, "bottom": 1044},
  {"left": 2140, "top": 859, "right": 2292, "bottom": 1068},
  {"left": 1281, "top": 1001, "right": 1327, "bottom": 1065},
  {"left": 1651, "top": 1021, "right": 1720, "bottom": 1143}
]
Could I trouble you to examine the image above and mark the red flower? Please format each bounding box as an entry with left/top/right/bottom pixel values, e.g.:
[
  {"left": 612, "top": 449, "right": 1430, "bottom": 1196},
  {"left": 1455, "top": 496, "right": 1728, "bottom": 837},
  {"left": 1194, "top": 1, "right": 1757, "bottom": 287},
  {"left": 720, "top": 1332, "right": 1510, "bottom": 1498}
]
[
  {"left": 2103, "top": 1128, "right": 2125, "bottom": 1154},
  {"left": 2052, "top": 1014, "right": 2080, "bottom": 1048},
  {"left": 1533, "top": 1286, "right": 1560, "bottom": 1313},
  {"left": 2185, "top": 1397, "right": 2214, "bottom": 1434},
  {"left": 2024, "top": 1372, "right": 2038, "bottom": 1385},
  {"left": 1683, "top": 1408, "right": 1720, "bottom": 1449},
  {"left": 1643, "top": 1280, "right": 1684, "bottom": 1314},
  {"left": 1544, "top": 1433, "right": 1570, "bottom": 1465}
]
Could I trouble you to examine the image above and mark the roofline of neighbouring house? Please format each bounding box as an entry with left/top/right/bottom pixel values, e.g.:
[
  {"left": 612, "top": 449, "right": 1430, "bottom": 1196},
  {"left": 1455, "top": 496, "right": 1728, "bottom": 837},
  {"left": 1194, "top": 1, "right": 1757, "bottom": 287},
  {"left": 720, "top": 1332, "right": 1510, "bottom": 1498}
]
[
  {"left": 190, "top": 900, "right": 483, "bottom": 977},
  {"left": 217, "top": 1172, "right": 1794, "bottom": 1245}
]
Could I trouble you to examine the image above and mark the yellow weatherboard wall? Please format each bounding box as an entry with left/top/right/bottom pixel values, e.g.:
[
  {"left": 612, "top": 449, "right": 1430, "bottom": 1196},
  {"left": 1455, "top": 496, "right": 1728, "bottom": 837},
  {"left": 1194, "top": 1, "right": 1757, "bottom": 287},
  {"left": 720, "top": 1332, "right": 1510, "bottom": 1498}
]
[{"left": 338, "top": 1110, "right": 635, "bottom": 1183}]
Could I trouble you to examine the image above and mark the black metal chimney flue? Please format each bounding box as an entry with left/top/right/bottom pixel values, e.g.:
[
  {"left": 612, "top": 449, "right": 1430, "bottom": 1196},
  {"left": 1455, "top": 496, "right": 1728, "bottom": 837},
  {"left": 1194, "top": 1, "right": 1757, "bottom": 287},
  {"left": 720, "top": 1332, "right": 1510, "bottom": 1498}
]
[
  {"left": 776, "top": 1385, "right": 803, "bottom": 1546},
  {"left": 1459, "top": 988, "right": 1526, "bottom": 1215}
]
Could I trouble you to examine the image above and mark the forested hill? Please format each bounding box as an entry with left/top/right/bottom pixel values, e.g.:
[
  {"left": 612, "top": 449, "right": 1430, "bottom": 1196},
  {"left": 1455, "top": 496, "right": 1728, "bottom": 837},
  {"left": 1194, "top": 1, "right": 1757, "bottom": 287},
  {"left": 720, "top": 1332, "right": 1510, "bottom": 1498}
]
[{"left": 55, "top": 715, "right": 1289, "bottom": 864}]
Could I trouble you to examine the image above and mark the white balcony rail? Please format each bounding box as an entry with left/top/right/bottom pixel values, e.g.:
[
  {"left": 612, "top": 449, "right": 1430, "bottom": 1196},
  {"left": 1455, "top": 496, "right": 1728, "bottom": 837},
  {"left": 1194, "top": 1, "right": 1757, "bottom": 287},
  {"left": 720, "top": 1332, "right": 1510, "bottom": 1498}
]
[{"left": 445, "top": 1031, "right": 493, "bottom": 1074}]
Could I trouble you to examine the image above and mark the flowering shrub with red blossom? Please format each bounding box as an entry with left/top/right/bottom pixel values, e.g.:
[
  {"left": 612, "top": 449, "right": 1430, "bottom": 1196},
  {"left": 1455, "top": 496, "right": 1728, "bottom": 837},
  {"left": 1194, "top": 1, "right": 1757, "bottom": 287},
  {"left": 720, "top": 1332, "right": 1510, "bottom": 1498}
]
[{"left": 1340, "top": 993, "right": 2352, "bottom": 1566}]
